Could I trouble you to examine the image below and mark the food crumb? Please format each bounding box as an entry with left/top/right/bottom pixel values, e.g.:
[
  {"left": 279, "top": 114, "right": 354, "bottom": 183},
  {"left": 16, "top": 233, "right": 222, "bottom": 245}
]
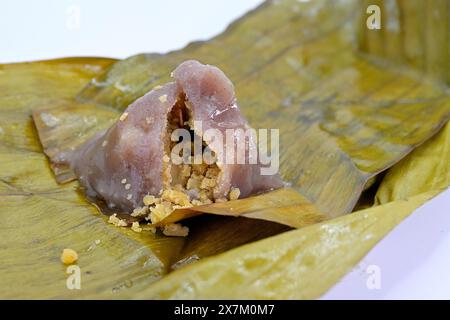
[
  {"left": 143, "top": 195, "right": 159, "bottom": 206},
  {"left": 121, "top": 178, "right": 127, "bottom": 184},
  {"left": 162, "top": 223, "right": 189, "bottom": 237},
  {"left": 94, "top": 239, "right": 101, "bottom": 245},
  {"left": 61, "top": 248, "right": 78, "bottom": 265},
  {"left": 161, "top": 189, "right": 191, "bottom": 207},
  {"left": 119, "top": 112, "right": 129, "bottom": 121},
  {"left": 191, "top": 199, "right": 203, "bottom": 206},
  {"left": 131, "top": 206, "right": 148, "bottom": 217},
  {"left": 131, "top": 221, "right": 142, "bottom": 233},
  {"left": 125, "top": 183, "right": 131, "bottom": 190},
  {"left": 229, "top": 187, "right": 241, "bottom": 201},
  {"left": 101, "top": 140, "right": 108, "bottom": 147},
  {"left": 200, "top": 177, "right": 216, "bottom": 190},
  {"left": 159, "top": 94, "right": 168, "bottom": 103},
  {"left": 149, "top": 203, "right": 173, "bottom": 223},
  {"left": 108, "top": 213, "right": 128, "bottom": 227}
]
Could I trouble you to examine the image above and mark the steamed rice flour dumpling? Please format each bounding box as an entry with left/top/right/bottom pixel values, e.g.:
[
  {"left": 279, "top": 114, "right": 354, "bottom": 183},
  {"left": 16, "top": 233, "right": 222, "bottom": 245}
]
[{"left": 58, "top": 60, "right": 283, "bottom": 226}]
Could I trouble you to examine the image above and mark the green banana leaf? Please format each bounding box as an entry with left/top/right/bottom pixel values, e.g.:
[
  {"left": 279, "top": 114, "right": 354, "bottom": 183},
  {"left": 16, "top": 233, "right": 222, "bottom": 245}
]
[
  {"left": 358, "top": 0, "right": 450, "bottom": 86},
  {"left": 1, "top": 0, "right": 449, "bottom": 299},
  {"left": 150, "top": 188, "right": 326, "bottom": 229},
  {"left": 0, "top": 58, "right": 186, "bottom": 298},
  {"left": 375, "top": 121, "right": 450, "bottom": 204}
]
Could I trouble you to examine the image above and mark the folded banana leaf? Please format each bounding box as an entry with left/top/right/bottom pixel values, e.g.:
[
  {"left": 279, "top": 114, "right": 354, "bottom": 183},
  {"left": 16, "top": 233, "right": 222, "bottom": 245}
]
[
  {"left": 375, "top": 121, "right": 450, "bottom": 204},
  {"left": 150, "top": 188, "right": 326, "bottom": 229},
  {"left": 1, "top": 0, "right": 449, "bottom": 299}
]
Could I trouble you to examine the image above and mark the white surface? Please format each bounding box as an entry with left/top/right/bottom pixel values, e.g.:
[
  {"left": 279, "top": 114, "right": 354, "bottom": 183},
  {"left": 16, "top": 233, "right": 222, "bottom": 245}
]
[
  {"left": 323, "top": 188, "right": 450, "bottom": 300},
  {"left": 1, "top": 0, "right": 449, "bottom": 299},
  {"left": 0, "top": 0, "right": 263, "bottom": 63}
]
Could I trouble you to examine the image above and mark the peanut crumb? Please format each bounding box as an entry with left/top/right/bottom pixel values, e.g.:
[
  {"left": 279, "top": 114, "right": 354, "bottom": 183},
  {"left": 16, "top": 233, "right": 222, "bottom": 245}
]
[
  {"left": 131, "top": 206, "right": 148, "bottom": 217},
  {"left": 125, "top": 183, "right": 131, "bottom": 190},
  {"left": 162, "top": 155, "right": 170, "bottom": 163},
  {"left": 159, "top": 94, "right": 168, "bottom": 103},
  {"left": 108, "top": 213, "right": 128, "bottom": 227},
  {"left": 143, "top": 195, "right": 160, "bottom": 206},
  {"left": 191, "top": 199, "right": 203, "bottom": 206},
  {"left": 149, "top": 203, "right": 174, "bottom": 223},
  {"left": 162, "top": 189, "right": 192, "bottom": 207},
  {"left": 101, "top": 140, "right": 108, "bottom": 147},
  {"left": 186, "top": 175, "right": 202, "bottom": 190},
  {"left": 121, "top": 178, "right": 127, "bottom": 184},
  {"left": 199, "top": 190, "right": 211, "bottom": 202},
  {"left": 162, "top": 223, "right": 189, "bottom": 237},
  {"left": 229, "top": 188, "right": 241, "bottom": 201},
  {"left": 61, "top": 248, "right": 78, "bottom": 265},
  {"left": 119, "top": 112, "right": 129, "bottom": 121},
  {"left": 131, "top": 222, "right": 142, "bottom": 233},
  {"left": 126, "top": 194, "right": 133, "bottom": 200},
  {"left": 200, "top": 177, "right": 216, "bottom": 190},
  {"left": 181, "top": 165, "right": 191, "bottom": 177}
]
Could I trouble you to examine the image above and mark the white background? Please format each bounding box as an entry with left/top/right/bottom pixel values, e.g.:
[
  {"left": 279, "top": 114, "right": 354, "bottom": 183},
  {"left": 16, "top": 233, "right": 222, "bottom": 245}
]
[
  {"left": 0, "top": 0, "right": 262, "bottom": 62},
  {"left": 1, "top": 0, "right": 449, "bottom": 299}
]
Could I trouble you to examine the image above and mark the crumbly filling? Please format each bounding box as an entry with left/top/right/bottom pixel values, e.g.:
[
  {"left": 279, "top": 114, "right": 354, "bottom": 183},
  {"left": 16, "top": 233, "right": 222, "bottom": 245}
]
[
  {"left": 108, "top": 213, "right": 128, "bottom": 227},
  {"left": 108, "top": 95, "right": 241, "bottom": 237},
  {"left": 165, "top": 95, "right": 222, "bottom": 203},
  {"left": 131, "top": 221, "right": 142, "bottom": 233},
  {"left": 134, "top": 95, "right": 240, "bottom": 236},
  {"left": 60, "top": 248, "right": 78, "bottom": 265},
  {"left": 229, "top": 187, "right": 241, "bottom": 201}
]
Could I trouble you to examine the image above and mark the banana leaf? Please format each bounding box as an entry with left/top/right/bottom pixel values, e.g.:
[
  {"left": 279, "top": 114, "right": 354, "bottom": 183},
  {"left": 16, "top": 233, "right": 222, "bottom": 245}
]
[
  {"left": 1, "top": 0, "right": 450, "bottom": 299},
  {"left": 0, "top": 58, "right": 188, "bottom": 298},
  {"left": 358, "top": 0, "right": 450, "bottom": 85},
  {"left": 375, "top": 121, "right": 450, "bottom": 204},
  {"left": 135, "top": 189, "right": 442, "bottom": 299},
  {"left": 151, "top": 188, "right": 326, "bottom": 229}
]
